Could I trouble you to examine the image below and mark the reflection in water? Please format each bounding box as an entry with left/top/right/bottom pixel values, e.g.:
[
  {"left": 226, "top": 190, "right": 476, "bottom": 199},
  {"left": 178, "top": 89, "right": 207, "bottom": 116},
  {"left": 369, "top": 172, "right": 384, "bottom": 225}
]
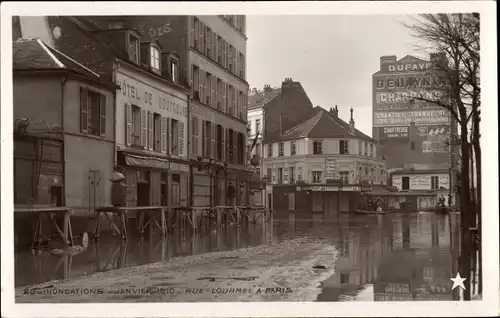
[
  {"left": 316, "top": 212, "right": 464, "bottom": 301},
  {"left": 15, "top": 211, "right": 476, "bottom": 302},
  {"left": 15, "top": 223, "right": 273, "bottom": 288}
]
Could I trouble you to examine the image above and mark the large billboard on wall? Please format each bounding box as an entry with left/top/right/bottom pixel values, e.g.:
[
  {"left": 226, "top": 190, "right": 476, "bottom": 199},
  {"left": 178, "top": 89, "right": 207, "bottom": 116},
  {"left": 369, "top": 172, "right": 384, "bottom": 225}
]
[{"left": 373, "top": 56, "right": 452, "bottom": 167}]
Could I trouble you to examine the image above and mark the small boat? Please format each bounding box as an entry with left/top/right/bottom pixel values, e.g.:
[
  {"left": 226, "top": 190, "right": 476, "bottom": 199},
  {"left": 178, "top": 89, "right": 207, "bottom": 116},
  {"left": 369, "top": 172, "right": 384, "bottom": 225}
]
[{"left": 353, "top": 209, "right": 388, "bottom": 215}]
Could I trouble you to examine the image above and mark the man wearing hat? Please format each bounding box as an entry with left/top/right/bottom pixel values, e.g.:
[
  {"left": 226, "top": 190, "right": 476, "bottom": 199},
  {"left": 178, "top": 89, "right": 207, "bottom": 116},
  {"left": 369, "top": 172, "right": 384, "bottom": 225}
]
[{"left": 110, "top": 171, "right": 126, "bottom": 207}]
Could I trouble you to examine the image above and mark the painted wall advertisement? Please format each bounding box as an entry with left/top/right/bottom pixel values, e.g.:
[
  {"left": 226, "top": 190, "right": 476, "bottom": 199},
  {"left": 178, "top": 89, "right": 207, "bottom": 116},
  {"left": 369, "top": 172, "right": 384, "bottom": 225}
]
[{"left": 373, "top": 57, "right": 451, "bottom": 155}]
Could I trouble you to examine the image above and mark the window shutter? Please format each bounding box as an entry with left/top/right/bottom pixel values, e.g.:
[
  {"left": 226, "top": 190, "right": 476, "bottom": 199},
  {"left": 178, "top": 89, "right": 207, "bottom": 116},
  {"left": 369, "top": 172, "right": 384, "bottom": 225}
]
[
  {"left": 211, "top": 31, "right": 216, "bottom": 60},
  {"left": 211, "top": 123, "right": 216, "bottom": 160},
  {"left": 203, "top": 71, "right": 207, "bottom": 104},
  {"left": 166, "top": 118, "right": 171, "bottom": 154},
  {"left": 222, "top": 82, "right": 227, "bottom": 112},
  {"left": 160, "top": 116, "right": 167, "bottom": 153},
  {"left": 148, "top": 111, "right": 154, "bottom": 151},
  {"left": 191, "top": 117, "right": 197, "bottom": 157},
  {"left": 199, "top": 21, "right": 204, "bottom": 52},
  {"left": 140, "top": 109, "right": 147, "bottom": 149},
  {"left": 125, "top": 103, "right": 132, "bottom": 146},
  {"left": 201, "top": 120, "right": 206, "bottom": 157},
  {"left": 199, "top": 69, "right": 204, "bottom": 102},
  {"left": 211, "top": 76, "right": 216, "bottom": 108},
  {"left": 99, "top": 94, "right": 106, "bottom": 137},
  {"left": 221, "top": 126, "right": 226, "bottom": 162},
  {"left": 179, "top": 121, "right": 185, "bottom": 156},
  {"left": 80, "top": 87, "right": 88, "bottom": 133},
  {"left": 233, "top": 131, "right": 237, "bottom": 164},
  {"left": 189, "top": 16, "right": 195, "bottom": 48}
]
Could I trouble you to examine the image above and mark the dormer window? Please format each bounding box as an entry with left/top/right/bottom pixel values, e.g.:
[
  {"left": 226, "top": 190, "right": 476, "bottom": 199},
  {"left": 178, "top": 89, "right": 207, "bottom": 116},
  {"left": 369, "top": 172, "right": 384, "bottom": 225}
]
[
  {"left": 171, "top": 58, "right": 179, "bottom": 83},
  {"left": 128, "top": 34, "right": 139, "bottom": 64},
  {"left": 150, "top": 46, "right": 160, "bottom": 70}
]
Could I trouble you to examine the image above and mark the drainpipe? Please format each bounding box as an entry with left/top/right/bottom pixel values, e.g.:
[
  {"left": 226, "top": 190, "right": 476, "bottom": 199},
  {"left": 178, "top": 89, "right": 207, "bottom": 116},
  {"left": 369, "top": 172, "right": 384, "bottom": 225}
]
[
  {"left": 61, "top": 75, "right": 68, "bottom": 207},
  {"left": 187, "top": 93, "right": 194, "bottom": 207},
  {"left": 112, "top": 61, "right": 120, "bottom": 171}
]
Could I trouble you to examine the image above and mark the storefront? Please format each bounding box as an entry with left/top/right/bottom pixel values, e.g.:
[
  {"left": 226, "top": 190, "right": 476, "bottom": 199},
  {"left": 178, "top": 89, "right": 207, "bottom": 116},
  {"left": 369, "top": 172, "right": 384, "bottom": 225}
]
[{"left": 117, "top": 151, "right": 189, "bottom": 208}]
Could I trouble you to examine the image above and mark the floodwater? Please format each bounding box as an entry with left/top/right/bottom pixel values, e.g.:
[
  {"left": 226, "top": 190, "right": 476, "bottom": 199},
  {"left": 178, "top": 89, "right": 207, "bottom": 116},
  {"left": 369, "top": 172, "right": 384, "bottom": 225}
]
[{"left": 14, "top": 211, "right": 478, "bottom": 301}]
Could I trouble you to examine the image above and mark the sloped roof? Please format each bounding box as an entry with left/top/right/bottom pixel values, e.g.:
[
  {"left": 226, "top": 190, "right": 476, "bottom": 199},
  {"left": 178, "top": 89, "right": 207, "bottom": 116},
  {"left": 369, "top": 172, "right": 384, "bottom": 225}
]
[
  {"left": 248, "top": 87, "right": 281, "bottom": 110},
  {"left": 282, "top": 107, "right": 375, "bottom": 142},
  {"left": 13, "top": 38, "right": 101, "bottom": 81}
]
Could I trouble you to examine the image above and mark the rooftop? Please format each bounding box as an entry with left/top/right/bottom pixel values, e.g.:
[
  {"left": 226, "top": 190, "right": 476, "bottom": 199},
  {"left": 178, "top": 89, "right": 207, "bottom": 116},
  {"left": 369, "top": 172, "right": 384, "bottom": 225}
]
[
  {"left": 13, "top": 38, "right": 101, "bottom": 80},
  {"left": 248, "top": 86, "right": 281, "bottom": 110},
  {"left": 281, "top": 106, "right": 375, "bottom": 142}
]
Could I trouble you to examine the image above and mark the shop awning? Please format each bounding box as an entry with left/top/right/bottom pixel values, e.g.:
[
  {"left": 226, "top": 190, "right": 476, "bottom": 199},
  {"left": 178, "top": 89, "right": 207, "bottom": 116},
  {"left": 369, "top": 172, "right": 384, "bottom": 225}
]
[{"left": 124, "top": 153, "right": 169, "bottom": 170}]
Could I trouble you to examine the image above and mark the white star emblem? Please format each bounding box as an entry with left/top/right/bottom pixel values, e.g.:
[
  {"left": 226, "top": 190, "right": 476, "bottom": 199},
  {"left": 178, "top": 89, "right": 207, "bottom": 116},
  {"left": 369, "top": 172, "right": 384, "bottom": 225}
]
[{"left": 450, "top": 273, "right": 467, "bottom": 291}]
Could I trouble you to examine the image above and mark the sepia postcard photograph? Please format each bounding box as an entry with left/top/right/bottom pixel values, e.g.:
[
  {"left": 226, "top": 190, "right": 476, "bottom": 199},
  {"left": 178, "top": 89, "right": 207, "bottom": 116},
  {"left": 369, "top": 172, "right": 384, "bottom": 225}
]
[{"left": 1, "top": 1, "right": 498, "bottom": 317}]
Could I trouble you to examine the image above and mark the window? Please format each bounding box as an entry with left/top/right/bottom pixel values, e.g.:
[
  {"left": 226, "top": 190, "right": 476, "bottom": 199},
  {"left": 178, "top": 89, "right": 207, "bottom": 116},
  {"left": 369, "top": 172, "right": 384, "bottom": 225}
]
[
  {"left": 340, "top": 140, "right": 349, "bottom": 154},
  {"left": 402, "top": 176, "right": 410, "bottom": 190},
  {"left": 129, "top": 105, "right": 141, "bottom": 146},
  {"left": 216, "top": 125, "right": 223, "bottom": 161},
  {"left": 255, "top": 119, "right": 261, "bottom": 134},
  {"left": 205, "top": 27, "right": 212, "bottom": 57},
  {"left": 313, "top": 141, "right": 323, "bottom": 155},
  {"left": 431, "top": 176, "right": 439, "bottom": 190},
  {"left": 228, "top": 129, "right": 234, "bottom": 163},
  {"left": 217, "top": 78, "right": 223, "bottom": 109},
  {"left": 237, "top": 132, "right": 245, "bottom": 164},
  {"left": 191, "top": 116, "right": 199, "bottom": 156},
  {"left": 171, "top": 119, "right": 179, "bottom": 155},
  {"left": 129, "top": 34, "right": 139, "bottom": 64},
  {"left": 370, "top": 144, "right": 374, "bottom": 157},
  {"left": 297, "top": 167, "right": 303, "bottom": 181},
  {"left": 228, "top": 45, "right": 234, "bottom": 72},
  {"left": 192, "top": 65, "right": 200, "bottom": 100},
  {"left": 364, "top": 142, "right": 368, "bottom": 156},
  {"left": 153, "top": 113, "right": 161, "bottom": 151},
  {"left": 339, "top": 171, "right": 349, "bottom": 184},
  {"left": 205, "top": 72, "right": 212, "bottom": 106},
  {"left": 203, "top": 121, "right": 212, "bottom": 158},
  {"left": 267, "top": 144, "right": 273, "bottom": 157},
  {"left": 239, "top": 52, "right": 245, "bottom": 78},
  {"left": 193, "top": 17, "right": 200, "bottom": 49},
  {"left": 171, "top": 59, "right": 178, "bottom": 83},
  {"left": 80, "top": 87, "right": 106, "bottom": 137},
  {"left": 359, "top": 142, "right": 362, "bottom": 155},
  {"left": 150, "top": 46, "right": 160, "bottom": 70},
  {"left": 312, "top": 171, "right": 322, "bottom": 184},
  {"left": 410, "top": 142, "right": 415, "bottom": 150},
  {"left": 278, "top": 143, "right": 284, "bottom": 156},
  {"left": 278, "top": 168, "right": 283, "bottom": 184},
  {"left": 289, "top": 166, "right": 295, "bottom": 183},
  {"left": 291, "top": 141, "right": 297, "bottom": 155},
  {"left": 266, "top": 168, "right": 272, "bottom": 184}
]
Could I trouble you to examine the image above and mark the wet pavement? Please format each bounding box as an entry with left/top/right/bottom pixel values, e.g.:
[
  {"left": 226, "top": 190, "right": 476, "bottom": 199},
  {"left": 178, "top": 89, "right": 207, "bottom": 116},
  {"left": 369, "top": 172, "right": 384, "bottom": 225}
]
[{"left": 15, "top": 211, "right": 477, "bottom": 302}]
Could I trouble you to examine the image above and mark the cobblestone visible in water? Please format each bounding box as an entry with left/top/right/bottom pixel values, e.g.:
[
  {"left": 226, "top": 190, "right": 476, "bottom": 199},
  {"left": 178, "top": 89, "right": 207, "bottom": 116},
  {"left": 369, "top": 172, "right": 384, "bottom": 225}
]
[{"left": 16, "top": 238, "right": 338, "bottom": 303}]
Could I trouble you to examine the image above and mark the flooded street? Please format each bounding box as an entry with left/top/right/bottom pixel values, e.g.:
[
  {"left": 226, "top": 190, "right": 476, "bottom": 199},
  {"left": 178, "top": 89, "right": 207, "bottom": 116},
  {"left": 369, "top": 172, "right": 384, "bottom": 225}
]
[{"left": 15, "top": 211, "right": 469, "bottom": 302}]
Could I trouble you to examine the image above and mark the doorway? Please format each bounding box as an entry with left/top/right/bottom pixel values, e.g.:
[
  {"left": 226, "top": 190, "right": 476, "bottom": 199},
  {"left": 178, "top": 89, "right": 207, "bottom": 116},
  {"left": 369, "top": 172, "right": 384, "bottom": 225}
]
[{"left": 136, "top": 169, "right": 150, "bottom": 206}]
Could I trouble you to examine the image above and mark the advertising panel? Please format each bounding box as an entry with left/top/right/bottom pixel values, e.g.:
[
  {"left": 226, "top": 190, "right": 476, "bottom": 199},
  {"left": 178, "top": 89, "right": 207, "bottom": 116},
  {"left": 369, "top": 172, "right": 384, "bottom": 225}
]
[
  {"left": 373, "top": 57, "right": 451, "bottom": 160},
  {"left": 373, "top": 110, "right": 450, "bottom": 127}
]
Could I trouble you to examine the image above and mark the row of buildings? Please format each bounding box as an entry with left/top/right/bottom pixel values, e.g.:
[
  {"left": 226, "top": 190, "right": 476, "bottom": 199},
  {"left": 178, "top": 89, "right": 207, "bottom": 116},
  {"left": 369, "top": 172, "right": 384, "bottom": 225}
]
[
  {"left": 13, "top": 15, "right": 261, "bottom": 225},
  {"left": 247, "top": 55, "right": 456, "bottom": 218}
]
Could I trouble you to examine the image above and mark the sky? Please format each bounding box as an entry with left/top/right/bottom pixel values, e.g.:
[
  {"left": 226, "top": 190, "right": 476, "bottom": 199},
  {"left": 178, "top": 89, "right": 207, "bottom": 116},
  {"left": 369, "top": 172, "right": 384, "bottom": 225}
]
[{"left": 246, "top": 15, "right": 423, "bottom": 137}]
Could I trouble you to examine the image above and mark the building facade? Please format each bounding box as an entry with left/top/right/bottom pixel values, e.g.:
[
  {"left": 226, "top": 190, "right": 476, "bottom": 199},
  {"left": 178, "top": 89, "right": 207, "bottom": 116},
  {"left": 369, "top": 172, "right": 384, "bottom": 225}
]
[
  {"left": 13, "top": 38, "right": 117, "bottom": 238},
  {"left": 246, "top": 85, "right": 282, "bottom": 206},
  {"left": 14, "top": 16, "right": 191, "bottom": 214},
  {"left": 15, "top": 15, "right": 252, "bottom": 210},
  {"left": 372, "top": 54, "right": 453, "bottom": 172},
  {"left": 258, "top": 78, "right": 387, "bottom": 219}
]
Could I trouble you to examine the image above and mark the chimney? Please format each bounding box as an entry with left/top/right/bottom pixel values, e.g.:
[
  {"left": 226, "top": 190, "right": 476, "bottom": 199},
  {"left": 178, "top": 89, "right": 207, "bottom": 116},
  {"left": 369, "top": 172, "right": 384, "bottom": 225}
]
[
  {"left": 263, "top": 84, "right": 272, "bottom": 94},
  {"left": 349, "top": 107, "right": 355, "bottom": 133},
  {"left": 329, "top": 105, "right": 339, "bottom": 118},
  {"left": 380, "top": 55, "right": 397, "bottom": 69}
]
